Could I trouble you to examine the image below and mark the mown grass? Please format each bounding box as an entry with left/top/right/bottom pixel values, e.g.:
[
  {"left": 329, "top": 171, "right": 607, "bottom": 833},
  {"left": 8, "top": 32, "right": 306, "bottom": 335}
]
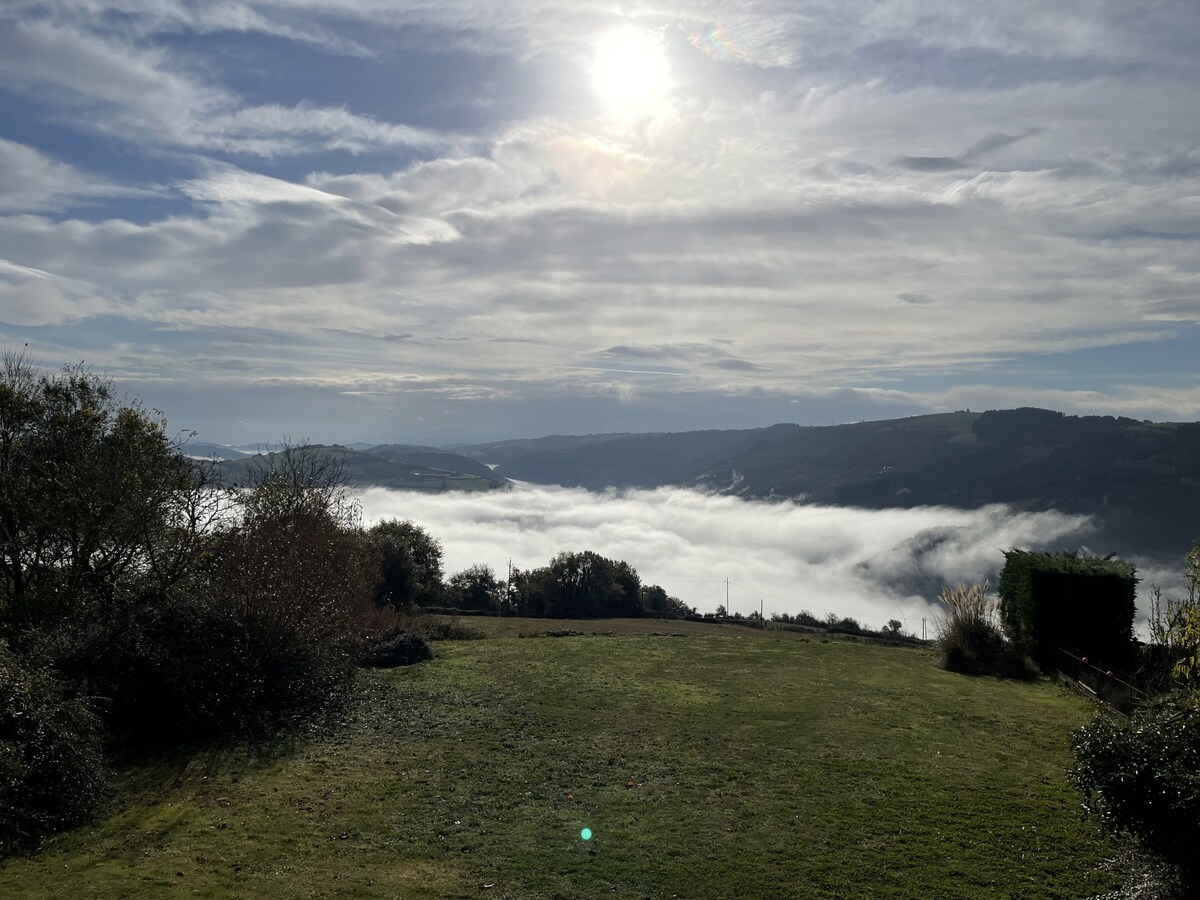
[{"left": 0, "top": 628, "right": 1123, "bottom": 898}]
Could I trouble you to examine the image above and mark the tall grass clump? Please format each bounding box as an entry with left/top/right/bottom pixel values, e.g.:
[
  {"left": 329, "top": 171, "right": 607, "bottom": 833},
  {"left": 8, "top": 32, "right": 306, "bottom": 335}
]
[{"left": 936, "top": 581, "right": 1028, "bottom": 677}]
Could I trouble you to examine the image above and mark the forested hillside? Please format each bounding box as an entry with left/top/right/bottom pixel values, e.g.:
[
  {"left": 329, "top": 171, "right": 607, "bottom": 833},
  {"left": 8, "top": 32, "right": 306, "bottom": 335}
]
[{"left": 462, "top": 409, "right": 1200, "bottom": 556}]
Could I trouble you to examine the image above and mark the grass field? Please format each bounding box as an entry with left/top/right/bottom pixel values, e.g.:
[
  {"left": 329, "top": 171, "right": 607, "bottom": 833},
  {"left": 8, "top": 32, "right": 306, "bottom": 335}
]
[{"left": 0, "top": 625, "right": 1125, "bottom": 898}]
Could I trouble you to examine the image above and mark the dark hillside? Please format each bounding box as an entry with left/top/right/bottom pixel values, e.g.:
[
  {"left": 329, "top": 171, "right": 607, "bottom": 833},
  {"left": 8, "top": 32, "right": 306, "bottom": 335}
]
[
  {"left": 460, "top": 409, "right": 1200, "bottom": 556},
  {"left": 459, "top": 432, "right": 637, "bottom": 469},
  {"left": 368, "top": 445, "right": 504, "bottom": 483},
  {"left": 470, "top": 429, "right": 764, "bottom": 489},
  {"left": 217, "top": 445, "right": 506, "bottom": 492}
]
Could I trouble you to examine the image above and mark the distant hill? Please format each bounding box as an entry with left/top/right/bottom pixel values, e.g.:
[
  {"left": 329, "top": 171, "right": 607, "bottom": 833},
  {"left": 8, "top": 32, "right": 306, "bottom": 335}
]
[
  {"left": 216, "top": 444, "right": 507, "bottom": 493},
  {"left": 366, "top": 444, "right": 501, "bottom": 482},
  {"left": 460, "top": 409, "right": 1200, "bottom": 557},
  {"left": 179, "top": 440, "right": 253, "bottom": 461}
]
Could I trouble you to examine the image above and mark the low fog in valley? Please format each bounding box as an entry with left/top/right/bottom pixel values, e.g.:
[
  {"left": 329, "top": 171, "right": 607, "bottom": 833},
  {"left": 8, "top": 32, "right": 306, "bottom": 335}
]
[{"left": 359, "top": 484, "right": 1176, "bottom": 634}]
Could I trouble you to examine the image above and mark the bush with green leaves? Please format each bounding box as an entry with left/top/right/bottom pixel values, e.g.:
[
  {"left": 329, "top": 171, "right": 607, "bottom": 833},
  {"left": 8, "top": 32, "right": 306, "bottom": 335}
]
[
  {"left": 1070, "top": 693, "right": 1200, "bottom": 887},
  {"left": 639, "top": 584, "right": 695, "bottom": 617},
  {"left": 410, "top": 617, "right": 486, "bottom": 641},
  {"left": 446, "top": 564, "right": 503, "bottom": 612},
  {"left": 361, "top": 627, "right": 433, "bottom": 668},
  {"left": 0, "top": 643, "right": 109, "bottom": 857}
]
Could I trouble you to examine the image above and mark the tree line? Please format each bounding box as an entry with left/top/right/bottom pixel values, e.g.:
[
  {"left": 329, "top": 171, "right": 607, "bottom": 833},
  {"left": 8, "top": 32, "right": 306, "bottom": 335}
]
[{"left": 369, "top": 520, "right": 693, "bottom": 619}]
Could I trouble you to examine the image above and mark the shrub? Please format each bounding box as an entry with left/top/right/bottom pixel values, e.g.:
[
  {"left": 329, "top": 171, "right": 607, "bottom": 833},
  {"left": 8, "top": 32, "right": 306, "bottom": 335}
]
[
  {"left": 1070, "top": 693, "right": 1200, "bottom": 888},
  {"left": 361, "top": 627, "right": 432, "bottom": 668},
  {"left": 935, "top": 581, "right": 1029, "bottom": 676},
  {"left": 207, "top": 511, "right": 375, "bottom": 728},
  {"left": 99, "top": 445, "right": 382, "bottom": 741},
  {"left": 0, "top": 643, "right": 110, "bottom": 857},
  {"left": 99, "top": 590, "right": 261, "bottom": 740},
  {"left": 1141, "top": 585, "right": 1200, "bottom": 694}
]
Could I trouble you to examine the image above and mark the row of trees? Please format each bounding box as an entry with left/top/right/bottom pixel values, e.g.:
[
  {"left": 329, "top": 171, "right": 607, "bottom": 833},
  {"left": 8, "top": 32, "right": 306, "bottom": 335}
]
[
  {"left": 769, "top": 609, "right": 907, "bottom": 637},
  {"left": 369, "top": 519, "right": 694, "bottom": 619}
]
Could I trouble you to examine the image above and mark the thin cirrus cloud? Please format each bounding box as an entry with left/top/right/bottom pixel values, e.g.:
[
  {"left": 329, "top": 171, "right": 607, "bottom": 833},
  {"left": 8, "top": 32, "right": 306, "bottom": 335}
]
[{"left": 0, "top": 2, "right": 1197, "bottom": 443}]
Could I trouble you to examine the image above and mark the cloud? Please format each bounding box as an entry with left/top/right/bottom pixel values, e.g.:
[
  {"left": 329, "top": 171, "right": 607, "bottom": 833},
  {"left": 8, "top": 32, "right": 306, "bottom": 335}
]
[
  {"left": 2, "top": 0, "right": 1200, "bottom": 435},
  {"left": 893, "top": 128, "right": 1044, "bottom": 172},
  {"left": 197, "top": 104, "right": 455, "bottom": 157},
  {"left": 357, "top": 483, "right": 1106, "bottom": 629},
  {"left": 0, "top": 138, "right": 157, "bottom": 213},
  {"left": 0, "top": 257, "right": 120, "bottom": 326},
  {"left": 894, "top": 156, "right": 967, "bottom": 173},
  {"left": 2, "top": 0, "right": 375, "bottom": 56},
  {"left": 0, "top": 20, "right": 453, "bottom": 157}
]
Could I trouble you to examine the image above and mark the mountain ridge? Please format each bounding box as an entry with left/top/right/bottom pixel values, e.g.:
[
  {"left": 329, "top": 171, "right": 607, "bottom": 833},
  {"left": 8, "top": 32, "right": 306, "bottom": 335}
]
[{"left": 457, "top": 408, "right": 1200, "bottom": 557}]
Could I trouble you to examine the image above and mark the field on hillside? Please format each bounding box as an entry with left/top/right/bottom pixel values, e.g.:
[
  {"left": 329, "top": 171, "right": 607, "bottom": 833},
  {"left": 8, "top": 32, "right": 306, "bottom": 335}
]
[{"left": 0, "top": 628, "right": 1125, "bottom": 899}]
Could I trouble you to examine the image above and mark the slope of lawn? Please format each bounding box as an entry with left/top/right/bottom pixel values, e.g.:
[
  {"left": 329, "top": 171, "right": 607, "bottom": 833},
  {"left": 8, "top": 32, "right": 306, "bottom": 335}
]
[{"left": 0, "top": 630, "right": 1124, "bottom": 899}]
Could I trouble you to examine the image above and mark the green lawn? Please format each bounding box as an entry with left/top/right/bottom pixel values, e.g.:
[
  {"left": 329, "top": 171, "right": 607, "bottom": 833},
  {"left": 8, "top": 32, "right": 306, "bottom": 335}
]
[{"left": 0, "top": 630, "right": 1124, "bottom": 898}]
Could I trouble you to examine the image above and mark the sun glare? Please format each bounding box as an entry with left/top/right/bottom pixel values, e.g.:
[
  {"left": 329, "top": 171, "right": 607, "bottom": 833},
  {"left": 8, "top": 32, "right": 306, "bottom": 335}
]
[{"left": 591, "top": 28, "right": 671, "bottom": 116}]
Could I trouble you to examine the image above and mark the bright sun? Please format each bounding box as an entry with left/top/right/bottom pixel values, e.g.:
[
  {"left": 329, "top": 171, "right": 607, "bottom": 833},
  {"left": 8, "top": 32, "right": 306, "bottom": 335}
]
[{"left": 591, "top": 28, "right": 671, "bottom": 115}]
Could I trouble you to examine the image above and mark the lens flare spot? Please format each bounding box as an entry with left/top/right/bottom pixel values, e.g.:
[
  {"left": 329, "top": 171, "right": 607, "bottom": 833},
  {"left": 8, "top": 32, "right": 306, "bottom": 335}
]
[{"left": 580, "top": 827, "right": 593, "bottom": 841}]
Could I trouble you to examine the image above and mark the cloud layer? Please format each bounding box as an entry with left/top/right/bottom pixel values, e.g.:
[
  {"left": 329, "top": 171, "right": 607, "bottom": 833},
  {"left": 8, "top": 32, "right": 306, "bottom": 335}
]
[
  {"left": 1, "top": 2, "right": 1199, "bottom": 442},
  {"left": 358, "top": 483, "right": 1111, "bottom": 632}
]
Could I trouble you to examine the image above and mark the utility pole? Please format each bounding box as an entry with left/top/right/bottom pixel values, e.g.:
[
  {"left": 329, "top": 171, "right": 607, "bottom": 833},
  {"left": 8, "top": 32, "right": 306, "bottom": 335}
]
[
  {"left": 507, "top": 558, "right": 513, "bottom": 616},
  {"left": 760, "top": 597, "right": 764, "bottom": 628},
  {"left": 725, "top": 578, "right": 730, "bottom": 617}
]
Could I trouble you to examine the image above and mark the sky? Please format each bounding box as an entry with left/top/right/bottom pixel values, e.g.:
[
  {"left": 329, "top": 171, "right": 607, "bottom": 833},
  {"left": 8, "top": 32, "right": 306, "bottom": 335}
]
[
  {"left": 357, "top": 483, "right": 1180, "bottom": 630},
  {"left": 1, "top": 1, "right": 1198, "bottom": 445}
]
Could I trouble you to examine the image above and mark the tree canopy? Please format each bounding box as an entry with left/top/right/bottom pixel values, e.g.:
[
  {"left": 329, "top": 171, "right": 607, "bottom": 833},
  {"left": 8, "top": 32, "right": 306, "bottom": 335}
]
[{"left": 0, "top": 348, "right": 215, "bottom": 637}]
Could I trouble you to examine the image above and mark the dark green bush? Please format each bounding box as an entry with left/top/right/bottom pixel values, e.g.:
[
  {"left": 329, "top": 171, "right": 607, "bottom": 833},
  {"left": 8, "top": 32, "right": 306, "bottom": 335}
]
[
  {"left": 0, "top": 644, "right": 110, "bottom": 857},
  {"left": 362, "top": 628, "right": 432, "bottom": 668},
  {"left": 1070, "top": 693, "right": 1200, "bottom": 887},
  {"left": 99, "top": 591, "right": 263, "bottom": 740},
  {"left": 998, "top": 550, "right": 1137, "bottom": 670},
  {"left": 368, "top": 519, "right": 444, "bottom": 610}
]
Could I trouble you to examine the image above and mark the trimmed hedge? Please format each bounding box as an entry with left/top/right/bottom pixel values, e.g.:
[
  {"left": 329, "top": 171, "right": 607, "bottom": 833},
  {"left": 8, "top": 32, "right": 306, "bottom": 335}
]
[{"left": 998, "top": 550, "right": 1137, "bottom": 670}]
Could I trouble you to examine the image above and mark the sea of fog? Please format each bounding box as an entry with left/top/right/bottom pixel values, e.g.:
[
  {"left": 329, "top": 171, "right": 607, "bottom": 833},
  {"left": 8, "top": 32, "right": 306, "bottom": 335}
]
[{"left": 358, "top": 483, "right": 1178, "bottom": 636}]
